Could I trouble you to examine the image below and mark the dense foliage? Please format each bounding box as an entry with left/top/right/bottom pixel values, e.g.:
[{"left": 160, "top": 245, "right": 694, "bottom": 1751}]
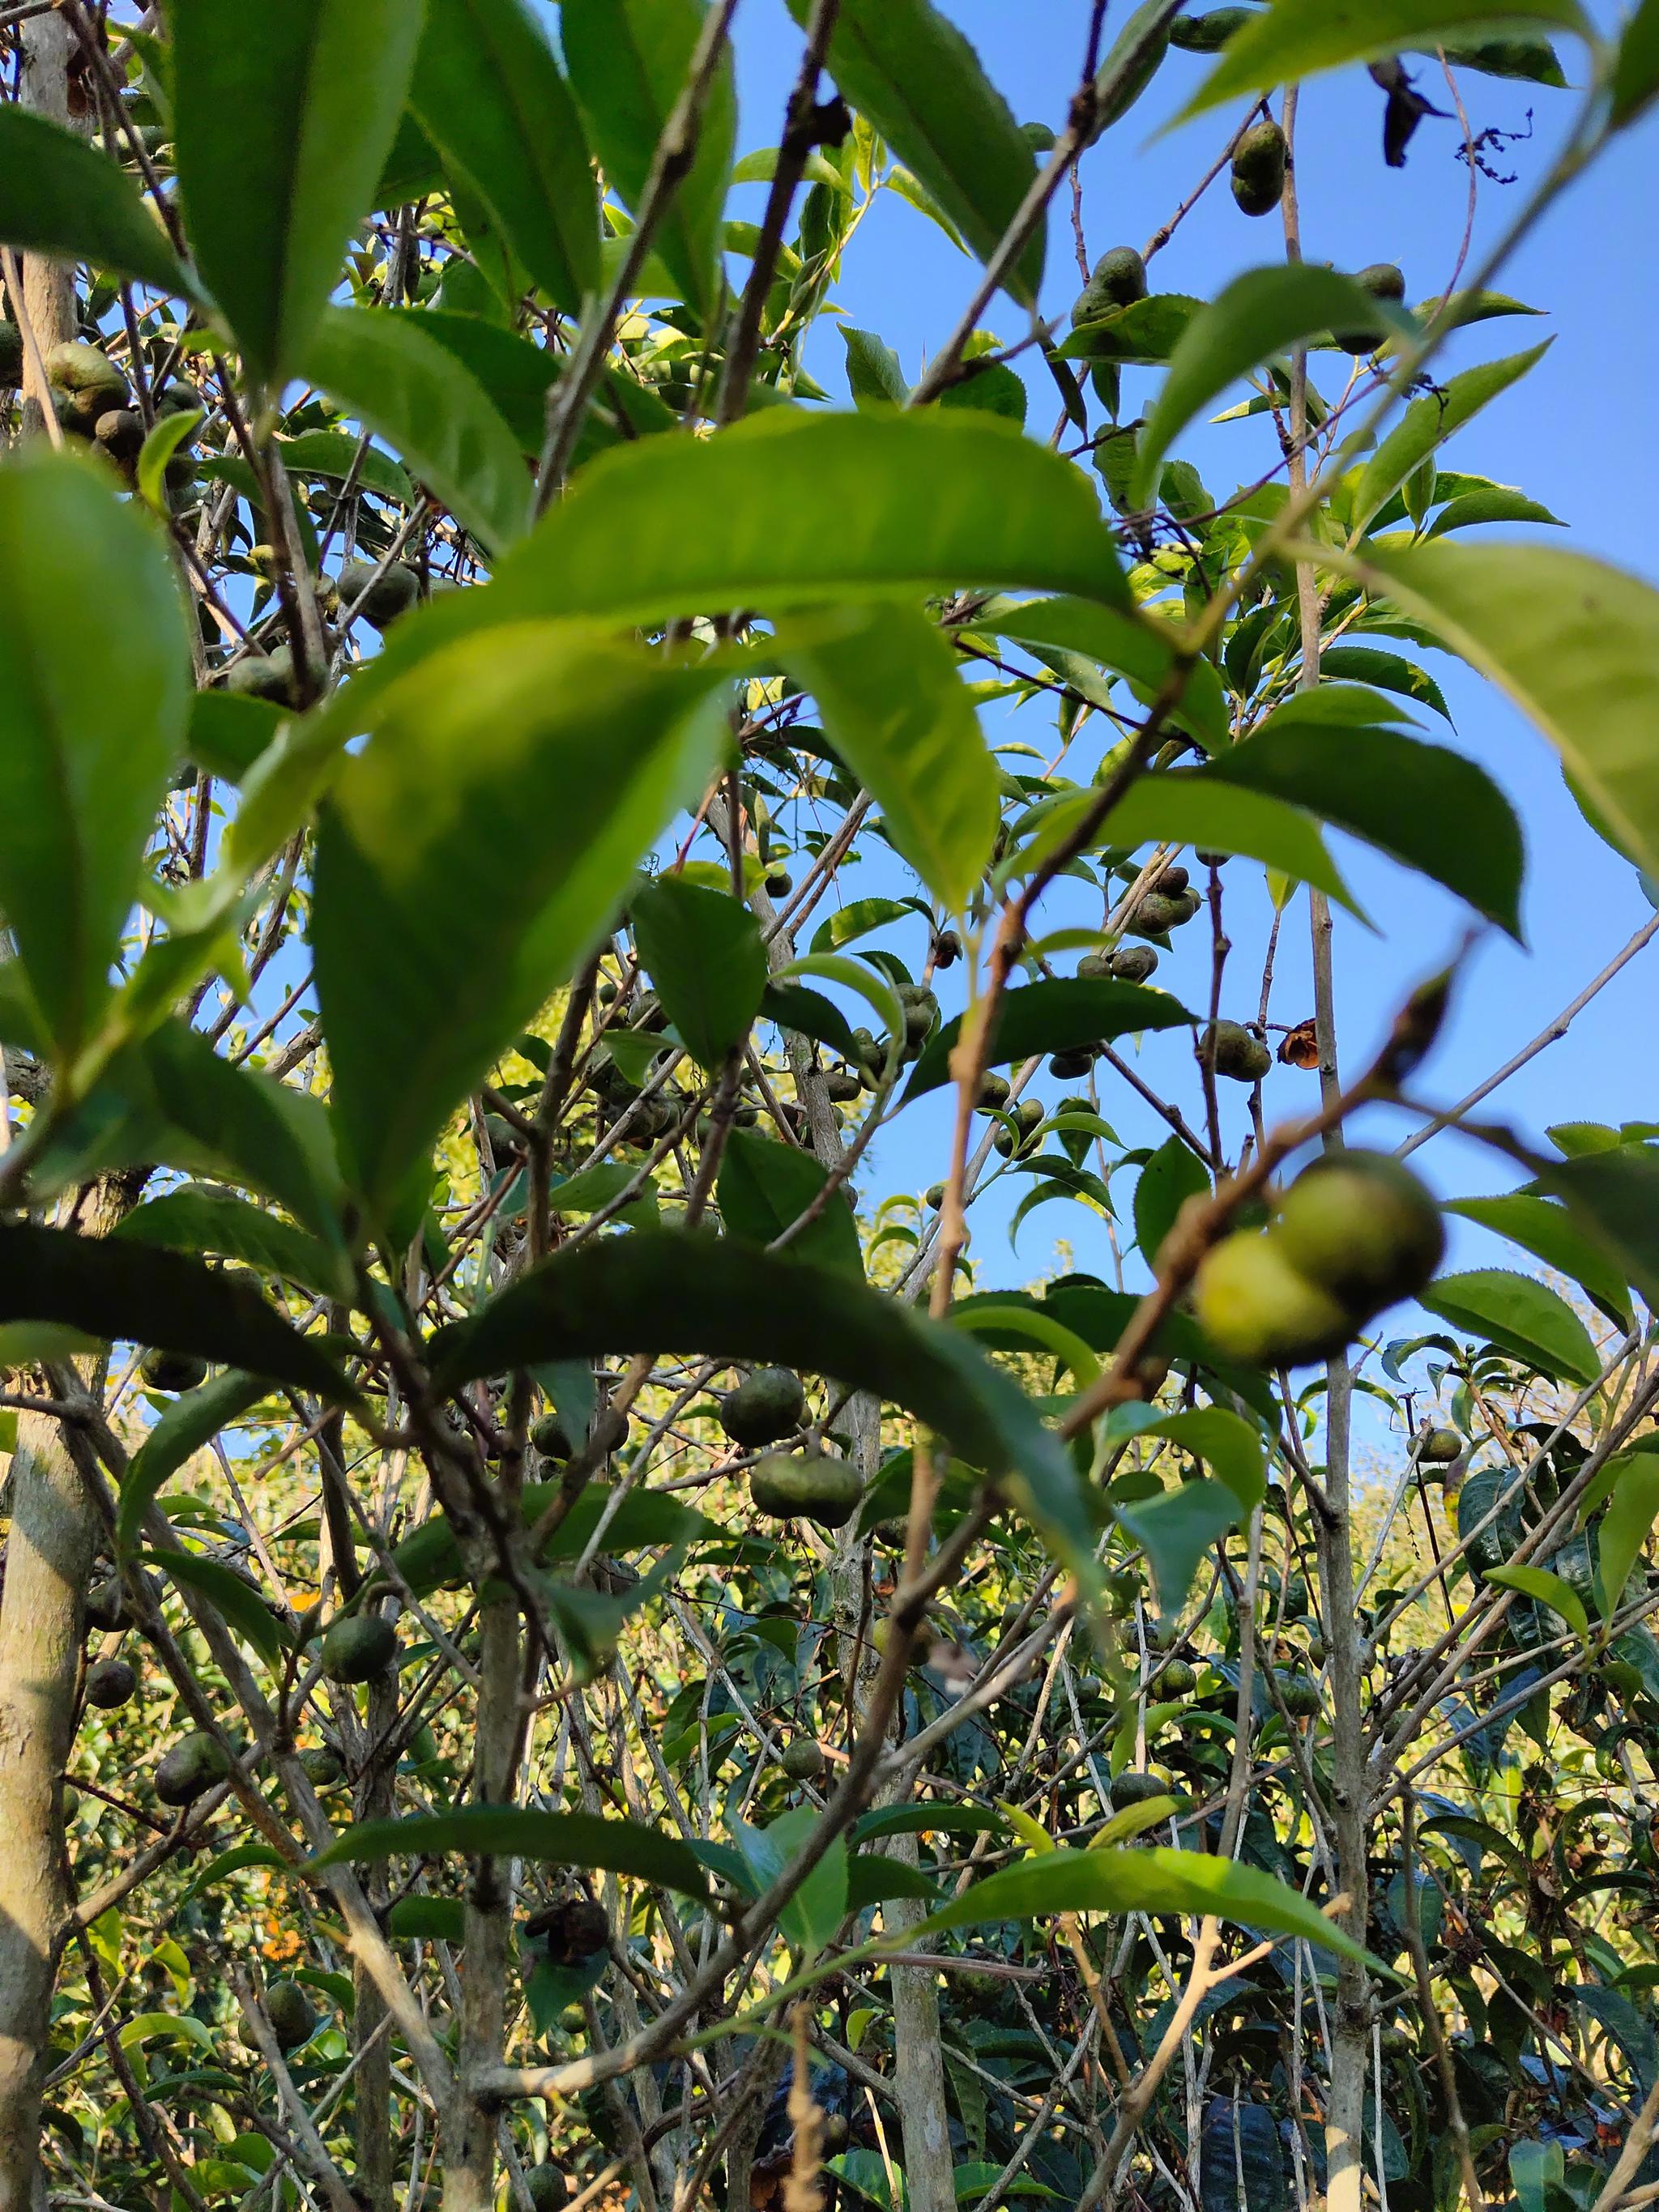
[{"left": 2, "top": 4, "right": 1659, "bottom": 2212}]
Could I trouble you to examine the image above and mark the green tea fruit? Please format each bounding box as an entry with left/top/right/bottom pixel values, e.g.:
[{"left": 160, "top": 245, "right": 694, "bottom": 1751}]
[
  {"left": 1280, "top": 1674, "right": 1322, "bottom": 1718},
  {"left": 140, "top": 1349, "right": 208, "bottom": 1393},
  {"left": 1111, "top": 1770, "right": 1175, "bottom": 1806},
  {"left": 1202, "top": 1021, "right": 1272, "bottom": 1084},
  {"left": 525, "top": 2166, "right": 569, "bottom": 2212},
  {"left": 84, "top": 1656, "right": 136, "bottom": 1710},
  {"left": 1070, "top": 245, "right": 1148, "bottom": 327},
  {"left": 1021, "top": 121, "right": 1058, "bottom": 152},
  {"left": 824, "top": 1068, "right": 862, "bottom": 1102},
  {"left": 300, "top": 1745, "right": 344, "bottom": 1787},
  {"left": 336, "top": 558, "right": 420, "bottom": 629},
  {"left": 720, "top": 1366, "right": 806, "bottom": 1449},
  {"left": 1169, "top": 6, "right": 1258, "bottom": 50},
  {"left": 748, "top": 1450, "right": 863, "bottom": 1529},
  {"left": 94, "top": 407, "right": 145, "bottom": 462},
  {"left": 1160, "top": 1656, "right": 1197, "bottom": 1695},
  {"left": 779, "top": 1738, "right": 826, "bottom": 1782},
  {"left": 1076, "top": 951, "right": 1114, "bottom": 981},
  {"left": 975, "top": 1071, "right": 1012, "bottom": 1111},
  {"left": 45, "top": 340, "right": 128, "bottom": 425},
  {"left": 1193, "top": 1230, "right": 1353, "bottom": 1366},
  {"left": 318, "top": 1613, "right": 397, "bottom": 1685},
  {"left": 155, "top": 1730, "right": 231, "bottom": 1806},
  {"left": 1109, "top": 944, "right": 1158, "bottom": 982},
  {"left": 0, "top": 319, "right": 22, "bottom": 385},
  {"left": 531, "top": 1413, "right": 572, "bottom": 1460},
  {"left": 1129, "top": 891, "right": 1192, "bottom": 938},
  {"left": 1418, "top": 1425, "right": 1463, "bottom": 1464},
  {"left": 223, "top": 650, "right": 295, "bottom": 705},
  {"left": 1275, "top": 1149, "right": 1444, "bottom": 1313},
  {"left": 1051, "top": 1049, "right": 1094, "bottom": 1079},
  {"left": 1333, "top": 262, "right": 1407, "bottom": 354},
  {"left": 265, "top": 1980, "right": 317, "bottom": 2051},
  {"left": 1230, "top": 118, "right": 1287, "bottom": 216}
]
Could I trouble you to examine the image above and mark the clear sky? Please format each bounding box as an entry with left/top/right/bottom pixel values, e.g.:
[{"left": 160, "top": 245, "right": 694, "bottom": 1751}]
[{"left": 715, "top": 1, "right": 1659, "bottom": 1322}]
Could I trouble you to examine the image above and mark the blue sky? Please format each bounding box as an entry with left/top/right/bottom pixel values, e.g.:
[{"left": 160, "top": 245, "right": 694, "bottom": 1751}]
[{"left": 714, "top": 2, "right": 1659, "bottom": 1322}]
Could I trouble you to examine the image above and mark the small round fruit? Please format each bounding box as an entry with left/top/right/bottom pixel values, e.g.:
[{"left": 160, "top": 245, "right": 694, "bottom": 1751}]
[
  {"left": 975, "top": 1071, "right": 1011, "bottom": 1111},
  {"left": 719, "top": 1366, "right": 806, "bottom": 1450},
  {"left": 525, "top": 2165, "right": 569, "bottom": 2212},
  {"left": 155, "top": 1730, "right": 231, "bottom": 1807},
  {"left": 1071, "top": 245, "right": 1149, "bottom": 326},
  {"left": 140, "top": 1349, "right": 208, "bottom": 1393},
  {"left": 1051, "top": 1049, "right": 1094, "bottom": 1079},
  {"left": 1418, "top": 1425, "right": 1463, "bottom": 1464},
  {"left": 1230, "top": 119, "right": 1287, "bottom": 216},
  {"left": 748, "top": 1450, "right": 863, "bottom": 1529},
  {"left": 1076, "top": 951, "right": 1113, "bottom": 981},
  {"left": 299, "top": 1745, "right": 344, "bottom": 1788},
  {"left": 924, "top": 1183, "right": 945, "bottom": 1211},
  {"left": 1160, "top": 1656, "right": 1197, "bottom": 1696},
  {"left": 1279, "top": 1674, "right": 1322, "bottom": 1718},
  {"left": 84, "top": 1578, "right": 132, "bottom": 1634},
  {"left": 1202, "top": 1021, "right": 1272, "bottom": 1084},
  {"left": 1111, "top": 1770, "right": 1174, "bottom": 1807},
  {"left": 1333, "top": 262, "right": 1407, "bottom": 355},
  {"left": 1109, "top": 944, "right": 1158, "bottom": 983},
  {"left": 336, "top": 558, "right": 420, "bottom": 629},
  {"left": 531, "top": 1413, "right": 572, "bottom": 1460},
  {"left": 265, "top": 1979, "right": 317, "bottom": 2051},
  {"left": 824, "top": 1068, "right": 862, "bottom": 1102},
  {"left": 1275, "top": 1149, "right": 1444, "bottom": 1315},
  {"left": 1020, "top": 121, "right": 1058, "bottom": 153},
  {"left": 1169, "top": 6, "right": 1257, "bottom": 51},
  {"left": 84, "top": 1656, "right": 136, "bottom": 1710},
  {"left": 1128, "top": 891, "right": 1192, "bottom": 938},
  {"left": 779, "top": 1738, "right": 826, "bottom": 1783},
  {"left": 45, "top": 340, "right": 128, "bottom": 425},
  {"left": 94, "top": 407, "right": 145, "bottom": 462},
  {"left": 318, "top": 1613, "right": 398, "bottom": 1685},
  {"left": 223, "top": 650, "right": 294, "bottom": 705},
  {"left": 1193, "top": 1230, "right": 1353, "bottom": 1367}
]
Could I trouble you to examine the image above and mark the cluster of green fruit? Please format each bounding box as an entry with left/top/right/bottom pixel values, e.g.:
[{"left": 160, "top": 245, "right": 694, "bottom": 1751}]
[
  {"left": 1195, "top": 1149, "right": 1444, "bottom": 1366},
  {"left": 39, "top": 341, "right": 200, "bottom": 483},
  {"left": 714, "top": 1366, "right": 864, "bottom": 1528}
]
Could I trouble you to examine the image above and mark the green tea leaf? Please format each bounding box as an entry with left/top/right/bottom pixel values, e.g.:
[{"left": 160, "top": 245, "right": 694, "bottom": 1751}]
[
  {"left": 1095, "top": 774, "right": 1361, "bottom": 914},
  {"left": 1612, "top": 0, "right": 1659, "bottom": 126},
  {"left": 719, "top": 1130, "right": 864, "bottom": 1278},
  {"left": 1198, "top": 724, "right": 1523, "bottom": 935},
  {"left": 778, "top": 603, "right": 999, "bottom": 912},
  {"left": 1445, "top": 1194, "right": 1632, "bottom": 1327},
  {"left": 410, "top": 0, "right": 599, "bottom": 317},
  {"left": 311, "top": 624, "right": 727, "bottom": 1219},
  {"left": 115, "top": 1188, "right": 350, "bottom": 1299},
  {"left": 787, "top": 0, "right": 1045, "bottom": 306},
  {"left": 300, "top": 306, "right": 531, "bottom": 552},
  {"left": 733, "top": 1807, "right": 847, "bottom": 1962},
  {"left": 1175, "top": 0, "right": 1589, "bottom": 118},
  {"left": 629, "top": 875, "right": 768, "bottom": 1075},
  {"left": 1485, "top": 1564, "right": 1589, "bottom": 1644},
  {"left": 759, "top": 983, "right": 861, "bottom": 1060},
  {"left": 309, "top": 1806, "right": 710, "bottom": 1894},
  {"left": 1544, "top": 1144, "right": 1659, "bottom": 1315},
  {"left": 186, "top": 693, "right": 286, "bottom": 786},
  {"left": 905, "top": 980, "right": 1192, "bottom": 1102},
  {"left": 1352, "top": 344, "right": 1551, "bottom": 538},
  {"left": 143, "top": 1547, "right": 286, "bottom": 1668},
  {"left": 171, "top": 0, "right": 424, "bottom": 388},
  {"left": 1119, "top": 1479, "right": 1241, "bottom": 1619},
  {"left": 914, "top": 1845, "right": 1386, "bottom": 1970},
  {"left": 1358, "top": 541, "right": 1659, "bottom": 886},
  {"left": 1420, "top": 1268, "right": 1601, "bottom": 1386},
  {"left": 0, "top": 450, "right": 190, "bottom": 1061},
  {"left": 1596, "top": 1449, "right": 1659, "bottom": 1619},
  {"left": 1133, "top": 1136, "right": 1211, "bottom": 1269},
  {"left": 0, "top": 1222, "right": 345, "bottom": 1396},
  {"left": 117, "top": 1370, "right": 269, "bottom": 1562},
  {"left": 561, "top": 0, "right": 736, "bottom": 318},
  {"left": 1132, "top": 266, "right": 1414, "bottom": 509},
  {"left": 0, "top": 105, "right": 194, "bottom": 298}
]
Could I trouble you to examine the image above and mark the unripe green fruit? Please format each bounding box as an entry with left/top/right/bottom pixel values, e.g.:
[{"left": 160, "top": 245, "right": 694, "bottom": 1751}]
[
  {"left": 720, "top": 1366, "right": 806, "bottom": 1449},
  {"left": 1418, "top": 1426, "right": 1463, "bottom": 1464},
  {"left": 1279, "top": 1674, "right": 1322, "bottom": 1718},
  {"left": 223, "top": 650, "right": 295, "bottom": 705},
  {"left": 140, "top": 1349, "right": 208, "bottom": 1393},
  {"left": 766, "top": 867, "right": 793, "bottom": 897},
  {"left": 45, "top": 340, "right": 128, "bottom": 424},
  {"left": 976, "top": 1071, "right": 1011, "bottom": 1111},
  {"left": 1333, "top": 262, "right": 1407, "bottom": 355},
  {"left": 1230, "top": 119, "right": 1286, "bottom": 216},
  {"left": 1129, "top": 891, "right": 1192, "bottom": 938},
  {"left": 525, "top": 2165, "right": 569, "bottom": 2212},
  {"left": 824, "top": 1068, "right": 862, "bottom": 1102},
  {"left": 265, "top": 1980, "right": 317, "bottom": 2052},
  {"left": 1193, "top": 1230, "right": 1353, "bottom": 1367},
  {"left": 1071, "top": 245, "right": 1149, "bottom": 327},
  {"left": 1169, "top": 6, "right": 1257, "bottom": 50},
  {"left": 0, "top": 319, "right": 22, "bottom": 385},
  {"left": 1020, "top": 121, "right": 1058, "bottom": 152},
  {"left": 925, "top": 1183, "right": 945, "bottom": 1211},
  {"left": 1075, "top": 951, "right": 1113, "bottom": 981},
  {"left": 319, "top": 1613, "right": 397, "bottom": 1685},
  {"left": 1051, "top": 1049, "right": 1093, "bottom": 1079},
  {"left": 779, "top": 1738, "right": 825, "bottom": 1782},
  {"left": 1202, "top": 1021, "right": 1272, "bottom": 1084},
  {"left": 1109, "top": 944, "right": 1158, "bottom": 982},
  {"left": 155, "top": 1730, "right": 231, "bottom": 1806},
  {"left": 94, "top": 407, "right": 146, "bottom": 462},
  {"left": 300, "top": 1745, "right": 344, "bottom": 1787},
  {"left": 336, "top": 558, "right": 420, "bottom": 629},
  {"left": 1160, "top": 1656, "right": 1197, "bottom": 1696},
  {"left": 84, "top": 1656, "right": 136, "bottom": 1710},
  {"left": 84, "top": 1578, "right": 132, "bottom": 1634},
  {"left": 531, "top": 1413, "right": 572, "bottom": 1460},
  {"left": 748, "top": 1450, "right": 862, "bottom": 1529},
  {"left": 1275, "top": 1149, "right": 1444, "bottom": 1314},
  {"left": 1111, "top": 1770, "right": 1174, "bottom": 1807},
  {"left": 902, "top": 991, "right": 938, "bottom": 1055}
]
